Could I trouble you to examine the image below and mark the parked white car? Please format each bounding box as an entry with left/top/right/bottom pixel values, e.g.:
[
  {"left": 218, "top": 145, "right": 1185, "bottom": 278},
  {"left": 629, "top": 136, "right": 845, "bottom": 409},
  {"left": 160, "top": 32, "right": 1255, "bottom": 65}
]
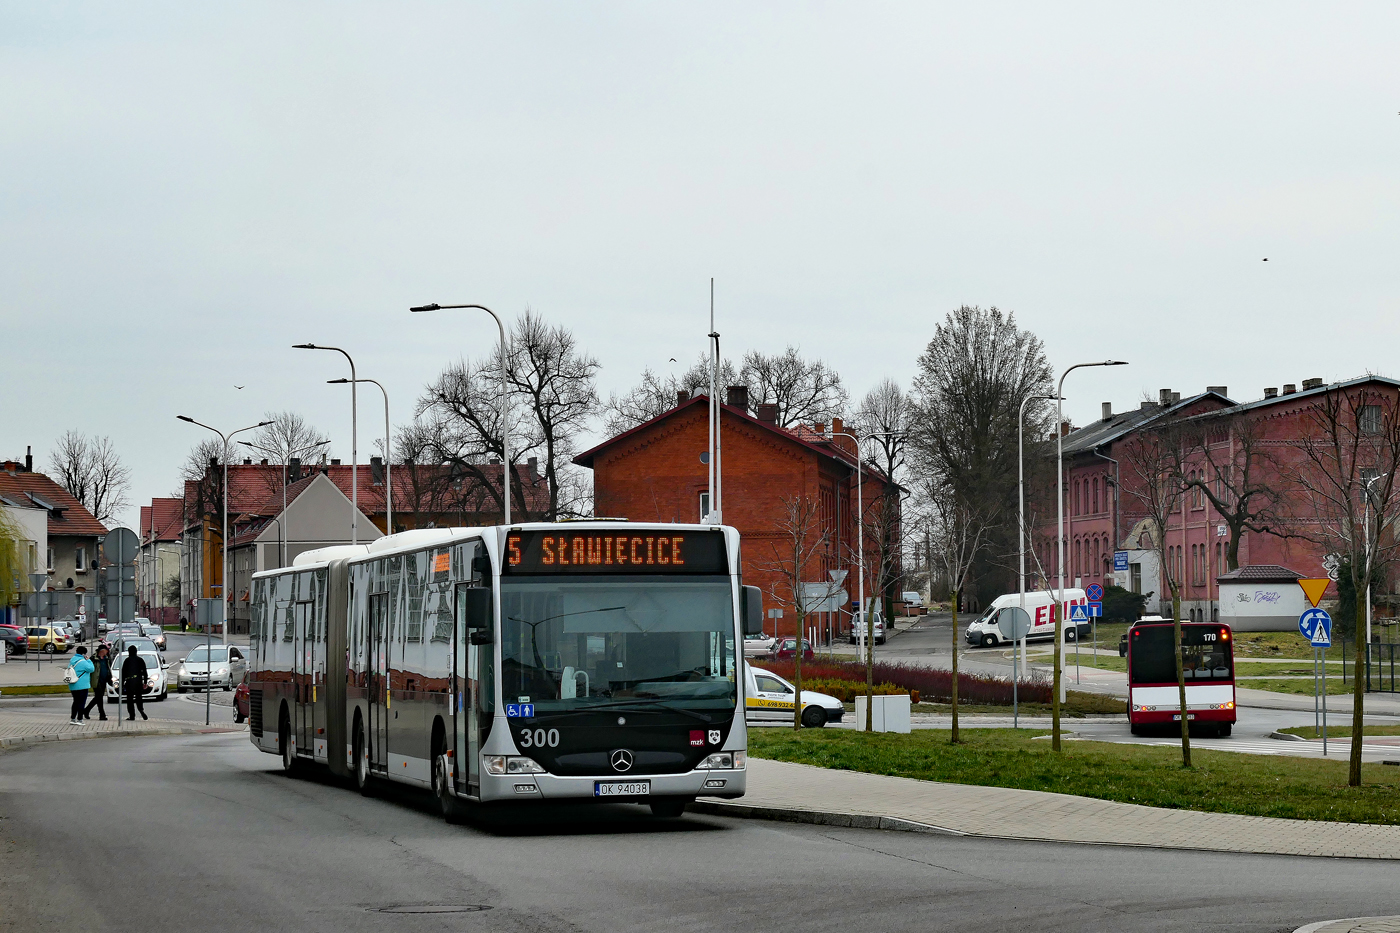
[
  {"left": 743, "top": 633, "right": 776, "bottom": 658},
  {"left": 901, "top": 591, "right": 924, "bottom": 609},
  {"left": 105, "top": 649, "right": 168, "bottom": 702},
  {"left": 174, "top": 644, "right": 248, "bottom": 692},
  {"left": 849, "top": 610, "right": 886, "bottom": 645},
  {"left": 744, "top": 663, "right": 844, "bottom": 728}
]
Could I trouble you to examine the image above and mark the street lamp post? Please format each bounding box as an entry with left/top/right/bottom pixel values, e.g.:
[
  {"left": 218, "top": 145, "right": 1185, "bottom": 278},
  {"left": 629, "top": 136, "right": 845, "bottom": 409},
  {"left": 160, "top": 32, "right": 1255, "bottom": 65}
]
[
  {"left": 329, "top": 377, "right": 391, "bottom": 535},
  {"left": 1018, "top": 393, "right": 1060, "bottom": 728},
  {"left": 293, "top": 344, "right": 359, "bottom": 543},
  {"left": 409, "top": 303, "right": 512, "bottom": 526},
  {"left": 178, "top": 416, "right": 272, "bottom": 727},
  {"left": 238, "top": 439, "right": 330, "bottom": 567},
  {"left": 1052, "top": 361, "right": 1128, "bottom": 751}
]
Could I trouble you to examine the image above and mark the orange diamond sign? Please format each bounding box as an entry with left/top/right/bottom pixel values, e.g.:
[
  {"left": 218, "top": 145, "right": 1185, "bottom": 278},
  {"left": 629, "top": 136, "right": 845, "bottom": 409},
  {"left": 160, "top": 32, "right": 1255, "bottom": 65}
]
[{"left": 1298, "top": 578, "right": 1330, "bottom": 608}]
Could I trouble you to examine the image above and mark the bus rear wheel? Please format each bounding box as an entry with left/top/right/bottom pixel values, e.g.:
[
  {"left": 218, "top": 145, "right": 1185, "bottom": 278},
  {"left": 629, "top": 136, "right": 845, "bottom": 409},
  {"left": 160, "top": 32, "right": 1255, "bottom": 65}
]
[
  {"left": 279, "top": 710, "right": 299, "bottom": 777},
  {"left": 353, "top": 720, "right": 373, "bottom": 796}
]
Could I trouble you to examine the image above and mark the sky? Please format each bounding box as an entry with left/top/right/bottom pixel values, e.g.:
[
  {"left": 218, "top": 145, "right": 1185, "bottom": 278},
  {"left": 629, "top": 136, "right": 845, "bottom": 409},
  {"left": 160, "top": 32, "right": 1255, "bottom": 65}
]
[{"left": 3, "top": 3, "right": 1398, "bottom": 532}]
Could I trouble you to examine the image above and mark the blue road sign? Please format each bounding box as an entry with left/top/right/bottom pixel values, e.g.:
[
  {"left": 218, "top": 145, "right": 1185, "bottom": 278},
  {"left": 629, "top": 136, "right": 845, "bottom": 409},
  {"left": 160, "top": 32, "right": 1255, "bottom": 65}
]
[
  {"left": 1086, "top": 583, "right": 1104, "bottom": 602},
  {"left": 1114, "top": 551, "right": 1129, "bottom": 572},
  {"left": 1069, "top": 604, "right": 1089, "bottom": 623},
  {"left": 1299, "top": 608, "right": 1332, "bottom": 647},
  {"left": 1087, "top": 602, "right": 1103, "bottom": 617}
]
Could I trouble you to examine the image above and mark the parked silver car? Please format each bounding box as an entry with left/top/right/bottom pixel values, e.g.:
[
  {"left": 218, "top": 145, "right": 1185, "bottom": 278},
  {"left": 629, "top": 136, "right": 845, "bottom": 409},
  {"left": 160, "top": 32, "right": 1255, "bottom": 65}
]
[{"left": 174, "top": 645, "right": 248, "bottom": 692}]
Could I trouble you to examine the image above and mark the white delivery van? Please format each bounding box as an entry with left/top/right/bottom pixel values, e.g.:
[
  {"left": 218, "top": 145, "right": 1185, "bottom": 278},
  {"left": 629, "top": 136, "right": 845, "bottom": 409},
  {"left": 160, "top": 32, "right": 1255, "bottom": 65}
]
[{"left": 964, "top": 589, "right": 1088, "bottom": 648}]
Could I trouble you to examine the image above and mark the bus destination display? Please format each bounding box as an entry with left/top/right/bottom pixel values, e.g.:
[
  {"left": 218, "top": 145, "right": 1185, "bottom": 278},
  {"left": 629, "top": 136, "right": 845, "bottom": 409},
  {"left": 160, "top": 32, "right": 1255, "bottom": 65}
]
[{"left": 503, "top": 530, "right": 726, "bottom": 574}]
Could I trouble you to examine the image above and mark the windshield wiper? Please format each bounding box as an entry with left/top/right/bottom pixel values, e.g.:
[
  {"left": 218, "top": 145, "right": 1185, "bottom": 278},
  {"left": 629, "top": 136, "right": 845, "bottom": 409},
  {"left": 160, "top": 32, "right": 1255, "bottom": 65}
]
[{"left": 552, "top": 698, "right": 715, "bottom": 723}]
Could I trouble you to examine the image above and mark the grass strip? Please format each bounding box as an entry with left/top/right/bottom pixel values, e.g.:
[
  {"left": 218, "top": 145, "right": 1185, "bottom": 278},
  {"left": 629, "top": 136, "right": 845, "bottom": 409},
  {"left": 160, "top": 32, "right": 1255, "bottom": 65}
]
[
  {"left": 1278, "top": 724, "right": 1400, "bottom": 739},
  {"left": 0, "top": 684, "right": 70, "bottom": 696},
  {"left": 1238, "top": 677, "right": 1355, "bottom": 696},
  {"left": 749, "top": 727, "right": 1400, "bottom": 825}
]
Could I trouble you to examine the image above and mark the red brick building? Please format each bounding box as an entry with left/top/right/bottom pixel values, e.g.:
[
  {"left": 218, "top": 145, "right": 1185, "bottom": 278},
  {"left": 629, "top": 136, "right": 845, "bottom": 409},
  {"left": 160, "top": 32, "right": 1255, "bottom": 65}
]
[
  {"left": 1045, "top": 375, "right": 1400, "bottom": 623},
  {"left": 574, "top": 390, "right": 898, "bottom": 639}
]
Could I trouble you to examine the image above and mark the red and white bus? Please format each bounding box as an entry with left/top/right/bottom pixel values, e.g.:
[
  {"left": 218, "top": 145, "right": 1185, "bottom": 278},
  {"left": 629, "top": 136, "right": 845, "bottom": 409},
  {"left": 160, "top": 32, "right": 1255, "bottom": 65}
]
[{"left": 1127, "top": 620, "right": 1236, "bottom": 737}]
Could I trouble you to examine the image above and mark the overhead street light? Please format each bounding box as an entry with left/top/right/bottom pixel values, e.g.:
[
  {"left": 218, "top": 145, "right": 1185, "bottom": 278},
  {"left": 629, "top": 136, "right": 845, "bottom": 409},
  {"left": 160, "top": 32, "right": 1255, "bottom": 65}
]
[
  {"left": 1052, "top": 360, "right": 1128, "bottom": 751},
  {"left": 328, "top": 377, "right": 392, "bottom": 536},
  {"left": 410, "top": 303, "right": 513, "bottom": 526},
  {"left": 292, "top": 344, "right": 360, "bottom": 544},
  {"left": 177, "top": 415, "right": 273, "bottom": 726},
  {"left": 1017, "top": 393, "right": 1061, "bottom": 728}
]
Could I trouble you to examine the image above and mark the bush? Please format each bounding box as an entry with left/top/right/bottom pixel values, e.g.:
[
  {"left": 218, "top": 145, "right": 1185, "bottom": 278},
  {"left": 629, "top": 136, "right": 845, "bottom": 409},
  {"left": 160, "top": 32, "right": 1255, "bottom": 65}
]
[
  {"left": 798, "top": 679, "right": 908, "bottom": 702},
  {"left": 1103, "top": 584, "right": 1150, "bottom": 624},
  {"left": 761, "top": 658, "right": 1049, "bottom": 706}
]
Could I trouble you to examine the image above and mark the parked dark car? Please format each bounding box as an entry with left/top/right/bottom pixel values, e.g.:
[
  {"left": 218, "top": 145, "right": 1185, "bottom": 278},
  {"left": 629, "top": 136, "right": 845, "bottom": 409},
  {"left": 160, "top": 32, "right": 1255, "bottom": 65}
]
[
  {"left": 233, "top": 672, "right": 250, "bottom": 724},
  {"left": 1, "top": 623, "right": 27, "bottom": 658},
  {"left": 769, "top": 637, "right": 816, "bottom": 661}
]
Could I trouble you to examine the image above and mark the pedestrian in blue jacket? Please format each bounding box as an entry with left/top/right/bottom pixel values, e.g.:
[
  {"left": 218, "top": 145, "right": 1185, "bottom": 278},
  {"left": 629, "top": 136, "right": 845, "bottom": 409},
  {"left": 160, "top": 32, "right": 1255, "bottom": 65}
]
[{"left": 67, "top": 647, "right": 94, "bottom": 724}]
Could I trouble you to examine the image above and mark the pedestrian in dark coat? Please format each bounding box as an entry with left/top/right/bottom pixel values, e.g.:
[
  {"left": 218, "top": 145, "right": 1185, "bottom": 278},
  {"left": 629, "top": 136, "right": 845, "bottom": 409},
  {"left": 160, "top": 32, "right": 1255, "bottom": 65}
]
[
  {"left": 84, "top": 645, "right": 113, "bottom": 721},
  {"left": 121, "top": 645, "right": 149, "bottom": 721}
]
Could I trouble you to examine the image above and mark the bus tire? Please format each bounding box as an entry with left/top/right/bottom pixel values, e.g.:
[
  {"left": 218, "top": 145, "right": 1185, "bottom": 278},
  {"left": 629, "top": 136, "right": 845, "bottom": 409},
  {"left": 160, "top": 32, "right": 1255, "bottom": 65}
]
[
  {"left": 279, "top": 708, "right": 299, "bottom": 777},
  {"left": 435, "top": 754, "right": 470, "bottom": 825},
  {"left": 649, "top": 797, "right": 689, "bottom": 819},
  {"left": 1218, "top": 723, "right": 1232, "bottom": 738},
  {"left": 801, "top": 705, "right": 827, "bottom": 728},
  {"left": 353, "top": 718, "right": 373, "bottom": 796},
  {"left": 1129, "top": 724, "right": 1143, "bottom": 736}
]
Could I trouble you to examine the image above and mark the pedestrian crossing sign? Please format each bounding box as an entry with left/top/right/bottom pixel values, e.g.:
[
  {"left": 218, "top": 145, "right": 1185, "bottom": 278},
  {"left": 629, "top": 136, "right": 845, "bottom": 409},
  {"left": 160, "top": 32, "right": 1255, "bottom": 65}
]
[{"left": 1069, "top": 605, "right": 1089, "bottom": 623}]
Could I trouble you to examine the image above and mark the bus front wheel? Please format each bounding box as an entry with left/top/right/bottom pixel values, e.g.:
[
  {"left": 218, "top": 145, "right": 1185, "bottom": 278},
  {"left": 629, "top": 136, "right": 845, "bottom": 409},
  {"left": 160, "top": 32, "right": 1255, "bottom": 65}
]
[{"left": 649, "top": 797, "right": 689, "bottom": 819}]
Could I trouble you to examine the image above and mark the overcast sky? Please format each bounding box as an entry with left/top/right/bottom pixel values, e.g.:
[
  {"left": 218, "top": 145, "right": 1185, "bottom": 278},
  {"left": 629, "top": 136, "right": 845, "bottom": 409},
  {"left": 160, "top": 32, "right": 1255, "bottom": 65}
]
[{"left": 4, "top": 3, "right": 1397, "bottom": 532}]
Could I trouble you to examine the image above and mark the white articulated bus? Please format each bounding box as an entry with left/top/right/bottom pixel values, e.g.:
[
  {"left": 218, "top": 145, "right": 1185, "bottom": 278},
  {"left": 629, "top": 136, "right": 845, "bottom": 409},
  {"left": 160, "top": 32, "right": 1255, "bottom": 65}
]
[{"left": 248, "top": 522, "right": 760, "bottom": 820}]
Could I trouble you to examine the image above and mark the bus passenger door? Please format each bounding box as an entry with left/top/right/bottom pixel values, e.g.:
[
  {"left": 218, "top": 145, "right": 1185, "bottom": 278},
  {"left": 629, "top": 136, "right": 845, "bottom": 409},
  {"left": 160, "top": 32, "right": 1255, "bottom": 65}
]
[
  {"left": 367, "top": 593, "right": 389, "bottom": 774},
  {"left": 294, "top": 602, "right": 313, "bottom": 754}
]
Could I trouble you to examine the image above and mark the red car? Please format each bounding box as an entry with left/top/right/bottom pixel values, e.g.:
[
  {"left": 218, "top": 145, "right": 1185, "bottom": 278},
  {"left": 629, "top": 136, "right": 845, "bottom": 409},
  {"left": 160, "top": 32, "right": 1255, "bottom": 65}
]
[
  {"left": 768, "top": 637, "right": 815, "bottom": 661},
  {"left": 233, "top": 673, "right": 250, "bottom": 724}
]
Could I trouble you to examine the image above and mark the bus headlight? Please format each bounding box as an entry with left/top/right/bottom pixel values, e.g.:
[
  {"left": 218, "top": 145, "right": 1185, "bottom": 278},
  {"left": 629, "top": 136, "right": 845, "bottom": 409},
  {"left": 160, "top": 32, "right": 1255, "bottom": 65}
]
[
  {"left": 484, "top": 755, "right": 546, "bottom": 775},
  {"left": 699, "top": 751, "right": 744, "bottom": 770}
]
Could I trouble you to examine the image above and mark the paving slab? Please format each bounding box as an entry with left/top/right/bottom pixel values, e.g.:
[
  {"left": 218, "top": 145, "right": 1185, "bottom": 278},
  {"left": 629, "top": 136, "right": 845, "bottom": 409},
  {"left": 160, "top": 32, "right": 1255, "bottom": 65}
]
[
  {"left": 692, "top": 757, "right": 1400, "bottom": 860},
  {"left": 0, "top": 706, "right": 242, "bottom": 749}
]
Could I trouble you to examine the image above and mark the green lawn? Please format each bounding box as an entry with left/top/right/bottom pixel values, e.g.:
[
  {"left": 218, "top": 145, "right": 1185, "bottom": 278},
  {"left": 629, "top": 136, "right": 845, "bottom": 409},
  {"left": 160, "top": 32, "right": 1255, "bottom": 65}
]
[
  {"left": 749, "top": 728, "right": 1400, "bottom": 824},
  {"left": 1238, "top": 677, "right": 1356, "bottom": 696},
  {"left": 890, "top": 691, "right": 1124, "bottom": 718},
  {"left": 1232, "top": 631, "right": 1354, "bottom": 661},
  {"left": 1279, "top": 724, "right": 1400, "bottom": 739}
]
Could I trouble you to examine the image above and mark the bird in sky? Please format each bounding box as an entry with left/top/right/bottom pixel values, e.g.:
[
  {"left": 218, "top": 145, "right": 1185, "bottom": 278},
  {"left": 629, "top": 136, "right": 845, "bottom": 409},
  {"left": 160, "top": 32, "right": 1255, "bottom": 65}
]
[
  {"left": 669, "top": 358, "right": 677, "bottom": 363},
  {"left": 234, "top": 385, "right": 245, "bottom": 389},
  {"left": 1262, "top": 258, "right": 1268, "bottom": 262}
]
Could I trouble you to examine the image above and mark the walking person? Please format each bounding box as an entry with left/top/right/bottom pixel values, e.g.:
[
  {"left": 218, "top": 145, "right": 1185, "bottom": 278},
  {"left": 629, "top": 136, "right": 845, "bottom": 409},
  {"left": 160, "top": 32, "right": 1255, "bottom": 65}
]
[
  {"left": 121, "top": 645, "right": 149, "bottom": 722},
  {"left": 83, "top": 644, "right": 113, "bottom": 721},
  {"left": 66, "top": 646, "right": 94, "bottom": 724}
]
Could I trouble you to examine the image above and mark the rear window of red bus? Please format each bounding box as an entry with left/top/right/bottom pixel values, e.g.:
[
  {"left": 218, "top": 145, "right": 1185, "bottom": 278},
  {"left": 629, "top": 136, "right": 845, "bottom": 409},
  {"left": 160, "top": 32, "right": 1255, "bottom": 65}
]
[{"left": 1128, "top": 624, "right": 1232, "bottom": 685}]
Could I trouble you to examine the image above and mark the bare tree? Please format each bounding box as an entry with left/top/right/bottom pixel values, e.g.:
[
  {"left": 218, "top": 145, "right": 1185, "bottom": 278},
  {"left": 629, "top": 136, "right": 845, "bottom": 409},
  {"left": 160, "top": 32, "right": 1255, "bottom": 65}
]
[
  {"left": 740, "top": 346, "right": 847, "bottom": 428},
  {"left": 855, "top": 379, "right": 911, "bottom": 620},
  {"left": 1288, "top": 383, "right": 1400, "bottom": 786},
  {"left": 926, "top": 486, "right": 997, "bottom": 743},
  {"left": 764, "top": 495, "right": 831, "bottom": 730},
  {"left": 247, "top": 411, "right": 330, "bottom": 464},
  {"left": 601, "top": 354, "right": 740, "bottom": 436},
  {"left": 1178, "top": 408, "right": 1288, "bottom": 571},
  {"left": 909, "top": 306, "right": 1054, "bottom": 606},
  {"left": 179, "top": 437, "right": 228, "bottom": 525},
  {"left": 415, "top": 310, "right": 599, "bottom": 521},
  {"left": 1118, "top": 419, "right": 1192, "bottom": 766},
  {"left": 47, "top": 431, "right": 132, "bottom": 525}
]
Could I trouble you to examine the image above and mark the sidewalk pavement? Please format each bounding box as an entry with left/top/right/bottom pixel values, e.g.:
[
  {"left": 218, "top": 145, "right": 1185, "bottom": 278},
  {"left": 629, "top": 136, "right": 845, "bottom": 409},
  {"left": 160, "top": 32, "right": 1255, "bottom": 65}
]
[
  {"left": 1297, "top": 920, "right": 1400, "bottom": 933},
  {"left": 692, "top": 757, "right": 1400, "bottom": 860},
  {"left": 0, "top": 658, "right": 75, "bottom": 688},
  {"left": 0, "top": 705, "right": 243, "bottom": 750}
]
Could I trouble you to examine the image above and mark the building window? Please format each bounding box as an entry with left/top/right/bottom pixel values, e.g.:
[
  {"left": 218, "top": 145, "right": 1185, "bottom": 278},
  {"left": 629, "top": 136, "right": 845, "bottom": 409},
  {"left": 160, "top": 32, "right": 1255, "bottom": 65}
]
[
  {"left": 28, "top": 544, "right": 37, "bottom": 573},
  {"left": 1073, "top": 482, "right": 1080, "bottom": 516},
  {"left": 1216, "top": 541, "right": 1223, "bottom": 573},
  {"left": 1360, "top": 404, "right": 1382, "bottom": 436},
  {"left": 75, "top": 547, "right": 86, "bottom": 573},
  {"left": 1092, "top": 538, "right": 1100, "bottom": 577},
  {"left": 47, "top": 547, "right": 54, "bottom": 572},
  {"left": 699, "top": 491, "right": 710, "bottom": 520},
  {"left": 1130, "top": 563, "right": 1142, "bottom": 594}
]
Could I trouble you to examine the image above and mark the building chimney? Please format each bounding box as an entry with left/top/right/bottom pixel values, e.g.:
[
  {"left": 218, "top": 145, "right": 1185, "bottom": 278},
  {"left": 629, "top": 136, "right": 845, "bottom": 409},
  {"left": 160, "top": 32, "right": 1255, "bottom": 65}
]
[
  {"left": 1282, "top": 384, "right": 1296, "bottom": 395},
  {"left": 1206, "top": 386, "right": 1228, "bottom": 397},
  {"left": 331, "top": 458, "right": 342, "bottom": 465},
  {"left": 242, "top": 458, "right": 252, "bottom": 465},
  {"left": 370, "top": 456, "right": 384, "bottom": 486},
  {"left": 815, "top": 422, "right": 826, "bottom": 435},
  {"left": 1101, "top": 402, "right": 1113, "bottom": 421},
  {"left": 208, "top": 457, "right": 218, "bottom": 468},
  {"left": 1159, "top": 389, "right": 1172, "bottom": 407},
  {"left": 287, "top": 457, "right": 301, "bottom": 486},
  {"left": 1140, "top": 400, "right": 1158, "bottom": 411},
  {"left": 527, "top": 456, "right": 539, "bottom": 481},
  {"left": 755, "top": 403, "right": 779, "bottom": 425},
  {"left": 676, "top": 389, "right": 689, "bottom": 408},
  {"left": 1264, "top": 387, "right": 1278, "bottom": 399},
  {"left": 832, "top": 417, "right": 844, "bottom": 436},
  {"left": 1302, "top": 377, "right": 1323, "bottom": 390},
  {"left": 725, "top": 385, "right": 749, "bottom": 410},
  {"left": 24, "top": 446, "right": 32, "bottom": 472},
  {"left": 260, "top": 459, "right": 268, "bottom": 466},
  {"left": 1060, "top": 420, "right": 1072, "bottom": 437},
  {"left": 1171, "top": 391, "right": 1181, "bottom": 404}
]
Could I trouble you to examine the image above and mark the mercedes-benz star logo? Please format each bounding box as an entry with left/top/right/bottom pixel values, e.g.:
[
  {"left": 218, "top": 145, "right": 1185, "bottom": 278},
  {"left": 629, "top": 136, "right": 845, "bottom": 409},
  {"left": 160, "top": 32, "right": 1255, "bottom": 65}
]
[{"left": 610, "top": 749, "right": 634, "bottom": 772}]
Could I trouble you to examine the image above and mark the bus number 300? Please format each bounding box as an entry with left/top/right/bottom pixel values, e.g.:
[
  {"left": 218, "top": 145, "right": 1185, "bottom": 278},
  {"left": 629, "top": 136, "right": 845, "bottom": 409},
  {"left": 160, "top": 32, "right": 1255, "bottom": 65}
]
[{"left": 519, "top": 728, "right": 560, "bottom": 749}]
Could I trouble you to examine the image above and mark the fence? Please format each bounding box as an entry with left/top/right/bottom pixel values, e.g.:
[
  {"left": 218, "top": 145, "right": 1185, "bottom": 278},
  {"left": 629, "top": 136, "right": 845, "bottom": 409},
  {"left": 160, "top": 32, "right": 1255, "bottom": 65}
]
[{"left": 1340, "top": 640, "right": 1400, "bottom": 693}]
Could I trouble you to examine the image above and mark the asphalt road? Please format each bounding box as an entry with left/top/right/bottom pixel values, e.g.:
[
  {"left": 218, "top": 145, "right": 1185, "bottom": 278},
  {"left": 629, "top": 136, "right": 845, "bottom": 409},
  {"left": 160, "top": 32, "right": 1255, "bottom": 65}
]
[{"left": 4, "top": 732, "right": 1400, "bottom": 933}]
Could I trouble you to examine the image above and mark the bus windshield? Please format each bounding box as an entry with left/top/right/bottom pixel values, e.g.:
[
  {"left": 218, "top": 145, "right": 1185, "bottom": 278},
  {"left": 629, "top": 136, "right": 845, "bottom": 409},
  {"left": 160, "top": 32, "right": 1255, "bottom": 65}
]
[
  {"left": 500, "top": 574, "right": 737, "bottom": 712},
  {"left": 1129, "top": 625, "right": 1233, "bottom": 685}
]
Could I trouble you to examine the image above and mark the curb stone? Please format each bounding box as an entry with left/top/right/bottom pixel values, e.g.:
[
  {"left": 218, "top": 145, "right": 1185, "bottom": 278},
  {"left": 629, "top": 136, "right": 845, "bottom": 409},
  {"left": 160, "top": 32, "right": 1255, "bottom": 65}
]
[
  {"left": 1294, "top": 918, "right": 1400, "bottom": 933},
  {"left": 1271, "top": 731, "right": 1309, "bottom": 741},
  {"left": 0, "top": 725, "right": 243, "bottom": 751},
  {"left": 687, "top": 799, "right": 966, "bottom": 836}
]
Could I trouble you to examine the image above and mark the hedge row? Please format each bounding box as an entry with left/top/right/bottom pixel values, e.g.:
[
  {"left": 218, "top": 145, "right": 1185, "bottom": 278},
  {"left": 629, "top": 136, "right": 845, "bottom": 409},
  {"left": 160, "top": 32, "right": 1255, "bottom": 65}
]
[{"left": 760, "top": 658, "right": 1049, "bottom": 706}]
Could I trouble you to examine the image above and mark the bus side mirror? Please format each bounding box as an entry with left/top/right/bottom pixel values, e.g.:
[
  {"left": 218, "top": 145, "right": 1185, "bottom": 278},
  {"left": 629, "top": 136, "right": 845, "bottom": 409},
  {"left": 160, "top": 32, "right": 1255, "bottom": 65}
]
[
  {"left": 741, "top": 586, "right": 763, "bottom": 636},
  {"left": 461, "top": 587, "right": 493, "bottom": 644}
]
